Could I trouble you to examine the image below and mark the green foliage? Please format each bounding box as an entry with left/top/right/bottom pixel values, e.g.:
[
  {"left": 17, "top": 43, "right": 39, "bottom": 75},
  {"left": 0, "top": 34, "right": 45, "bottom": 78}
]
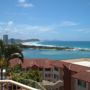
[
  {"left": 11, "top": 64, "right": 22, "bottom": 73},
  {"left": 11, "top": 66, "right": 42, "bottom": 83},
  {"left": 4, "top": 45, "right": 21, "bottom": 57},
  {"left": 0, "top": 40, "right": 5, "bottom": 58},
  {"left": 28, "top": 69, "right": 42, "bottom": 82},
  {"left": 0, "top": 39, "right": 24, "bottom": 67},
  {"left": 0, "top": 39, "right": 24, "bottom": 80}
]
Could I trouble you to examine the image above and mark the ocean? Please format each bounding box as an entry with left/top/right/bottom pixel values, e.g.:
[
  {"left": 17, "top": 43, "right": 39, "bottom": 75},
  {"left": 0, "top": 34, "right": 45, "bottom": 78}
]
[{"left": 22, "top": 41, "right": 90, "bottom": 60}]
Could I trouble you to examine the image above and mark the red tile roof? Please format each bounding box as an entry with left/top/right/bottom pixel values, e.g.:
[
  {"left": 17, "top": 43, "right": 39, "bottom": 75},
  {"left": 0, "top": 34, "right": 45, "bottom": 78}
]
[
  {"left": 10, "top": 58, "right": 90, "bottom": 71},
  {"left": 60, "top": 61, "right": 90, "bottom": 82},
  {"left": 58, "top": 61, "right": 90, "bottom": 72},
  {"left": 72, "top": 71, "right": 90, "bottom": 83},
  {"left": 10, "top": 58, "right": 61, "bottom": 68},
  {"left": 10, "top": 58, "right": 90, "bottom": 82}
]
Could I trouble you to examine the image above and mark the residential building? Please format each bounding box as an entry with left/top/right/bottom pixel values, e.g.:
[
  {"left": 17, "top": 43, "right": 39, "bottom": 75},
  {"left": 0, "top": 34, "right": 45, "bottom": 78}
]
[
  {"left": 10, "top": 58, "right": 90, "bottom": 90},
  {"left": 60, "top": 58, "right": 90, "bottom": 90},
  {"left": 10, "top": 59, "right": 64, "bottom": 90}
]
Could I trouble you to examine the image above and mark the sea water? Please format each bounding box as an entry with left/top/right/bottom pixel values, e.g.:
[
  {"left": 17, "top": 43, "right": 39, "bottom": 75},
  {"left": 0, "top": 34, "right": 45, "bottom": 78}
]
[{"left": 23, "top": 41, "right": 90, "bottom": 60}]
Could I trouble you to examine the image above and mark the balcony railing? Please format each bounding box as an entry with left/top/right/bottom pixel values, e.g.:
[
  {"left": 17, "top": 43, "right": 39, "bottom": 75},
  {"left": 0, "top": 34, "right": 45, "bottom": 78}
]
[{"left": 0, "top": 80, "right": 40, "bottom": 90}]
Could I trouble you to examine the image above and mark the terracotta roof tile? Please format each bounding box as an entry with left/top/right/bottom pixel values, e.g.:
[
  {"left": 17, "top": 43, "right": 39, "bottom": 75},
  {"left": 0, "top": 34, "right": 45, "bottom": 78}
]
[
  {"left": 10, "top": 58, "right": 57, "bottom": 68},
  {"left": 10, "top": 58, "right": 90, "bottom": 83},
  {"left": 72, "top": 71, "right": 90, "bottom": 83},
  {"left": 10, "top": 58, "right": 90, "bottom": 72}
]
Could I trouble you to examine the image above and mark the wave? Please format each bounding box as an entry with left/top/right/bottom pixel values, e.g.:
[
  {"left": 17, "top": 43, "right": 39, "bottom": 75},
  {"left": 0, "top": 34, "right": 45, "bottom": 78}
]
[
  {"left": 76, "top": 48, "right": 90, "bottom": 51},
  {"left": 22, "top": 41, "right": 55, "bottom": 47},
  {"left": 22, "top": 42, "right": 90, "bottom": 52}
]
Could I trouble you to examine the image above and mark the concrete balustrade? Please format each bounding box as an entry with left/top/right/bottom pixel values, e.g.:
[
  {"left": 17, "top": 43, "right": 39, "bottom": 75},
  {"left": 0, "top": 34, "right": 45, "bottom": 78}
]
[{"left": 0, "top": 80, "right": 39, "bottom": 90}]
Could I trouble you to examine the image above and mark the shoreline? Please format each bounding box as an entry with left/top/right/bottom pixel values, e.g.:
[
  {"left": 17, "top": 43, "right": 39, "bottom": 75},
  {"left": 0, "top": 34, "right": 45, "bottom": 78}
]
[
  {"left": 21, "top": 44, "right": 90, "bottom": 52},
  {"left": 21, "top": 44, "right": 74, "bottom": 50}
]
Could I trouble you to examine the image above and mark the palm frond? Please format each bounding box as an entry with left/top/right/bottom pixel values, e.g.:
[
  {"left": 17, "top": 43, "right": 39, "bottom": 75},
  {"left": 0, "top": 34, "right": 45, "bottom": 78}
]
[{"left": 8, "top": 53, "right": 24, "bottom": 63}]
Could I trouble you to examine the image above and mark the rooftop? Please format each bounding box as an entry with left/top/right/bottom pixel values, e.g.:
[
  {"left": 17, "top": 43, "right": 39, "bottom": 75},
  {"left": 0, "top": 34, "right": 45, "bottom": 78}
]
[
  {"left": 10, "top": 58, "right": 62, "bottom": 68},
  {"left": 62, "top": 58, "right": 90, "bottom": 68},
  {"left": 62, "top": 58, "right": 90, "bottom": 83},
  {"left": 72, "top": 71, "right": 90, "bottom": 83},
  {"left": 10, "top": 58, "right": 90, "bottom": 71},
  {"left": 10, "top": 58, "right": 90, "bottom": 83},
  {"left": 73, "top": 61, "right": 90, "bottom": 67}
]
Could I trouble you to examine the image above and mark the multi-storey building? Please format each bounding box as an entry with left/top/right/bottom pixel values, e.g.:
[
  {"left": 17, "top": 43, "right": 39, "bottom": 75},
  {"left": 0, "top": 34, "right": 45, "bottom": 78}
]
[
  {"left": 3, "top": 34, "right": 8, "bottom": 45},
  {"left": 60, "top": 58, "right": 90, "bottom": 90},
  {"left": 10, "top": 59, "right": 63, "bottom": 90},
  {"left": 10, "top": 58, "right": 90, "bottom": 90}
]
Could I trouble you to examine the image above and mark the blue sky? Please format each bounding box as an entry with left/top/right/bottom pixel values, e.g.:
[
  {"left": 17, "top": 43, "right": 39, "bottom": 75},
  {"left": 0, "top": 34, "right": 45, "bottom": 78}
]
[{"left": 0, "top": 0, "right": 90, "bottom": 41}]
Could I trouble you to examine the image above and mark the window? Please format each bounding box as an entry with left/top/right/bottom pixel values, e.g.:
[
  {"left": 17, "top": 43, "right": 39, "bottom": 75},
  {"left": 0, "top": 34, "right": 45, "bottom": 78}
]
[
  {"left": 48, "top": 74, "right": 51, "bottom": 77},
  {"left": 45, "top": 68, "right": 51, "bottom": 71},
  {"left": 39, "top": 68, "right": 43, "bottom": 71},
  {"left": 54, "top": 74, "right": 59, "bottom": 79},
  {"left": 45, "top": 74, "right": 47, "bottom": 77},
  {"left": 54, "top": 67, "right": 58, "bottom": 71},
  {"left": 54, "top": 74, "right": 56, "bottom": 78},
  {"left": 77, "top": 80, "right": 86, "bottom": 88},
  {"left": 45, "top": 74, "right": 51, "bottom": 78}
]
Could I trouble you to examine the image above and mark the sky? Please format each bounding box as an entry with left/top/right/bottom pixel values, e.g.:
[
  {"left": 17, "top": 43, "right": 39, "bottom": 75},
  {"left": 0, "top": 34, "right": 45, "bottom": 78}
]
[{"left": 0, "top": 0, "right": 90, "bottom": 41}]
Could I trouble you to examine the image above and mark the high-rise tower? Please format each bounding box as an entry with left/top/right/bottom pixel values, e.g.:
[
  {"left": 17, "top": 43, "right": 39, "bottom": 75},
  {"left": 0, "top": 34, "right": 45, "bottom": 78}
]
[{"left": 3, "top": 34, "right": 8, "bottom": 45}]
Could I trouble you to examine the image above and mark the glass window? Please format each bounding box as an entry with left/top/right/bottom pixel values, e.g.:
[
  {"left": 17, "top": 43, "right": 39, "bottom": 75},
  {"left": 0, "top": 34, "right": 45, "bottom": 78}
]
[
  {"left": 39, "top": 68, "right": 43, "bottom": 71},
  {"left": 45, "top": 68, "right": 51, "bottom": 71},
  {"left": 54, "top": 74, "right": 58, "bottom": 79},
  {"left": 77, "top": 80, "right": 86, "bottom": 88},
  {"left": 45, "top": 74, "right": 51, "bottom": 78},
  {"left": 48, "top": 74, "right": 51, "bottom": 77},
  {"left": 54, "top": 67, "right": 58, "bottom": 71},
  {"left": 45, "top": 74, "right": 47, "bottom": 77}
]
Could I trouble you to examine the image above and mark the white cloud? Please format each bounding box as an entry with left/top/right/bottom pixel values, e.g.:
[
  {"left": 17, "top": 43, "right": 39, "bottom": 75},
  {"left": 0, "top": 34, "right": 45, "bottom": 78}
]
[
  {"left": 25, "top": 25, "right": 52, "bottom": 32},
  {"left": 75, "top": 28, "right": 90, "bottom": 33},
  {"left": 0, "top": 20, "right": 80, "bottom": 37},
  {"left": 18, "top": 0, "right": 26, "bottom": 3},
  {"left": 8, "top": 21, "right": 13, "bottom": 26},
  {"left": 18, "top": 0, "right": 34, "bottom": 8},
  {"left": 0, "top": 21, "right": 14, "bottom": 34},
  {"left": 1, "top": 21, "right": 89, "bottom": 40},
  {"left": 0, "top": 21, "right": 54, "bottom": 39},
  {"left": 59, "top": 21, "right": 78, "bottom": 27}
]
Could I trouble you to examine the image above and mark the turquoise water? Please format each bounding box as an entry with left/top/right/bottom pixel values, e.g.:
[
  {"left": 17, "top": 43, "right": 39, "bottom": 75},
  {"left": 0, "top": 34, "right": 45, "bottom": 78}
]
[
  {"left": 23, "top": 41, "right": 90, "bottom": 60},
  {"left": 40, "top": 41, "right": 90, "bottom": 48}
]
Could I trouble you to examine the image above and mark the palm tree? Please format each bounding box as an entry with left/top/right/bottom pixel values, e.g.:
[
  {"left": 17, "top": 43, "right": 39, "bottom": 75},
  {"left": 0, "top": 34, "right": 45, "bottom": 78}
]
[{"left": 0, "top": 39, "right": 24, "bottom": 80}]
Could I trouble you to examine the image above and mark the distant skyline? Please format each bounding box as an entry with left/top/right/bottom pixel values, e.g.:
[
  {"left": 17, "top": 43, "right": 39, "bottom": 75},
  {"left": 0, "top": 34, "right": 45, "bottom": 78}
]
[{"left": 0, "top": 0, "right": 90, "bottom": 41}]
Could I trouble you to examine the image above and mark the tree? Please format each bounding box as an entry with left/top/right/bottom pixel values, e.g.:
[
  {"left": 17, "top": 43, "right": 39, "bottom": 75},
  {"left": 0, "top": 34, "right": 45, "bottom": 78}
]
[
  {"left": 0, "top": 39, "right": 24, "bottom": 80},
  {"left": 28, "top": 69, "right": 42, "bottom": 82},
  {"left": 11, "top": 68, "right": 42, "bottom": 82}
]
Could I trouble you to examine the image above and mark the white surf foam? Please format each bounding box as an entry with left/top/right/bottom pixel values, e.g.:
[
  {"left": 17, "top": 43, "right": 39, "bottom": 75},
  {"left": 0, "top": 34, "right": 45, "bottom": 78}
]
[
  {"left": 22, "top": 42, "right": 90, "bottom": 51},
  {"left": 22, "top": 41, "right": 55, "bottom": 47}
]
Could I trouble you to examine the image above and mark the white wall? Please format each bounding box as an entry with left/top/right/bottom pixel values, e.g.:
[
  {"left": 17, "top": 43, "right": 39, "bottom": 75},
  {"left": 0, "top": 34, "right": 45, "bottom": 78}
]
[{"left": 42, "top": 68, "right": 61, "bottom": 82}]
